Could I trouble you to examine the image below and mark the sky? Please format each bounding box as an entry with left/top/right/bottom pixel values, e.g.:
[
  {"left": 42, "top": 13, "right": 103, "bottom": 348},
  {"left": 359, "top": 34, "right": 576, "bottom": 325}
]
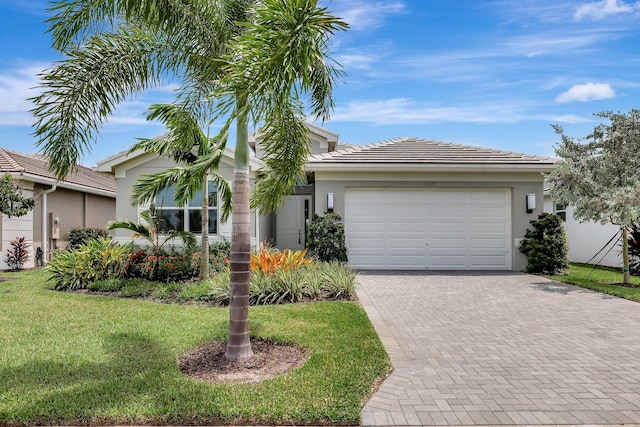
[{"left": 1, "top": 0, "right": 639, "bottom": 166}]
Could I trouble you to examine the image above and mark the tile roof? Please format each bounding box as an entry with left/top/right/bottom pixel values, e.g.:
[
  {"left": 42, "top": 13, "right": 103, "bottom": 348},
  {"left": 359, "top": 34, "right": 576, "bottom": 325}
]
[
  {"left": 308, "top": 137, "right": 556, "bottom": 165},
  {"left": 0, "top": 148, "right": 115, "bottom": 193}
]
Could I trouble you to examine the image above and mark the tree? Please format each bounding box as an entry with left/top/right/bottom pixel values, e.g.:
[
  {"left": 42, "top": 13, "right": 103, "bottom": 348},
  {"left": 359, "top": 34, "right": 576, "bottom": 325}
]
[
  {"left": 129, "top": 103, "right": 232, "bottom": 280},
  {"left": 548, "top": 110, "right": 640, "bottom": 283},
  {"left": 32, "top": 0, "right": 346, "bottom": 361},
  {"left": 107, "top": 205, "right": 197, "bottom": 257},
  {"left": 0, "top": 174, "right": 35, "bottom": 218}
]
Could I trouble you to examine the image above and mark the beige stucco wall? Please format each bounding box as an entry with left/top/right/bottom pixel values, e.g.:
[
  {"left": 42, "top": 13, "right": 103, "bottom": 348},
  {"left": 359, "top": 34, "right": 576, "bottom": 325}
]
[
  {"left": 32, "top": 185, "right": 115, "bottom": 254},
  {"left": 112, "top": 154, "right": 259, "bottom": 248},
  {"left": 313, "top": 170, "right": 546, "bottom": 272},
  {"left": 0, "top": 182, "right": 35, "bottom": 270}
]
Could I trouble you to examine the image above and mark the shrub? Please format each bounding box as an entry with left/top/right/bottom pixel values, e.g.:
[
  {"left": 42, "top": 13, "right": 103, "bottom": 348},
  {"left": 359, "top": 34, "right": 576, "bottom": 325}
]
[
  {"left": 306, "top": 213, "right": 348, "bottom": 262},
  {"left": 209, "top": 238, "right": 231, "bottom": 273},
  {"left": 47, "top": 237, "right": 131, "bottom": 291},
  {"left": 519, "top": 213, "right": 569, "bottom": 274},
  {"left": 4, "top": 236, "right": 31, "bottom": 271},
  {"left": 628, "top": 223, "right": 640, "bottom": 275},
  {"left": 206, "top": 263, "right": 356, "bottom": 306},
  {"left": 67, "top": 227, "right": 109, "bottom": 250},
  {"left": 250, "top": 247, "right": 314, "bottom": 274}
]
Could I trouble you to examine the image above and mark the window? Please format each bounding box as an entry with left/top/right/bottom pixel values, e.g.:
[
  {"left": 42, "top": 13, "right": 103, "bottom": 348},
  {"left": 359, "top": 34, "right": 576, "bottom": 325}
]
[
  {"left": 154, "top": 183, "right": 217, "bottom": 234},
  {"left": 554, "top": 202, "right": 567, "bottom": 221}
]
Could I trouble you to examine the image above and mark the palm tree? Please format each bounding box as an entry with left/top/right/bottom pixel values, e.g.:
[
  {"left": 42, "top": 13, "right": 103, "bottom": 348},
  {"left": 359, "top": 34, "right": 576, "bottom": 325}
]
[
  {"left": 107, "top": 205, "right": 197, "bottom": 257},
  {"left": 32, "top": 0, "right": 346, "bottom": 362},
  {"left": 129, "top": 103, "right": 232, "bottom": 280}
]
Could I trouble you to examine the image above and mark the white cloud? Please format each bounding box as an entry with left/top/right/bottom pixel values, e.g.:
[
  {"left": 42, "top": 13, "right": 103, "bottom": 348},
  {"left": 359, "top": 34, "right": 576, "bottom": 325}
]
[
  {"left": 334, "top": 52, "right": 378, "bottom": 70},
  {"left": 574, "top": 0, "right": 639, "bottom": 20},
  {"left": 555, "top": 82, "right": 615, "bottom": 103},
  {"left": 331, "top": 98, "right": 544, "bottom": 125},
  {"left": 331, "top": 1, "right": 405, "bottom": 31},
  {"left": 0, "top": 64, "right": 46, "bottom": 126}
]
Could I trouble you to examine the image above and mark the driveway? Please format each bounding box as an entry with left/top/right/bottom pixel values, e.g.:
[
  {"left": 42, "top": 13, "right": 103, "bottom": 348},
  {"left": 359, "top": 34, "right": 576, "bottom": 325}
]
[{"left": 357, "top": 271, "right": 640, "bottom": 426}]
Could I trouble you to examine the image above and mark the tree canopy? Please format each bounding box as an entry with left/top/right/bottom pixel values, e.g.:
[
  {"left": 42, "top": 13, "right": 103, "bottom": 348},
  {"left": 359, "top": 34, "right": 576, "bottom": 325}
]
[
  {"left": 548, "top": 110, "right": 640, "bottom": 227},
  {"left": 0, "top": 175, "right": 35, "bottom": 218},
  {"left": 548, "top": 109, "right": 640, "bottom": 282}
]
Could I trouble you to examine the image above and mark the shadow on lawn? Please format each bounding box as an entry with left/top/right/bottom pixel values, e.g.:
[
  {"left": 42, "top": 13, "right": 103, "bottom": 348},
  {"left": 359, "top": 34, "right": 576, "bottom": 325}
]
[{"left": 0, "top": 331, "right": 199, "bottom": 424}]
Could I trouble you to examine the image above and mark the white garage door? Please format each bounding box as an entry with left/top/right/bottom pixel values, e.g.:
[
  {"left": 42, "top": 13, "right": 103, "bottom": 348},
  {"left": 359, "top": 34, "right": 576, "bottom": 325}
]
[{"left": 345, "top": 188, "right": 512, "bottom": 270}]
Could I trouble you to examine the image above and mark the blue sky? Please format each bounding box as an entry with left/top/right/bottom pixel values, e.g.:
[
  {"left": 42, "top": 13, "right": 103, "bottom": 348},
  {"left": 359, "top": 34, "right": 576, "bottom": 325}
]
[{"left": 1, "top": 0, "right": 639, "bottom": 166}]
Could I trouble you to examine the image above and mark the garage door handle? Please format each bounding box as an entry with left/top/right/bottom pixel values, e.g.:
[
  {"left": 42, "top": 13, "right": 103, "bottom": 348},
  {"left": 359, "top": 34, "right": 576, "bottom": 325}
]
[{"left": 298, "top": 229, "right": 301, "bottom": 244}]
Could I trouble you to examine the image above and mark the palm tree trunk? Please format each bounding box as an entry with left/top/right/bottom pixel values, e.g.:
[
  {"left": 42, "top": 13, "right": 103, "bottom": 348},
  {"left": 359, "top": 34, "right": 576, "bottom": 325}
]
[
  {"left": 225, "top": 95, "right": 253, "bottom": 362},
  {"left": 623, "top": 226, "right": 630, "bottom": 284},
  {"left": 200, "top": 173, "right": 210, "bottom": 280}
]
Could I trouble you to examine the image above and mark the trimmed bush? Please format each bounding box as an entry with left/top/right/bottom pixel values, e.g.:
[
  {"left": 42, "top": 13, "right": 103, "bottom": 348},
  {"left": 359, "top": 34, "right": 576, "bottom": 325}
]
[
  {"left": 306, "top": 213, "right": 347, "bottom": 262},
  {"left": 67, "top": 227, "right": 109, "bottom": 250},
  {"left": 47, "top": 238, "right": 131, "bottom": 291},
  {"left": 519, "top": 213, "right": 569, "bottom": 274}
]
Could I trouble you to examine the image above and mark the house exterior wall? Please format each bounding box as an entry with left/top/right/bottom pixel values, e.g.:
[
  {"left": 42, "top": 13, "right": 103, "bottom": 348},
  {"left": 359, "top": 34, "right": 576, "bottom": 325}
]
[
  {"left": 0, "top": 183, "right": 35, "bottom": 270},
  {"left": 313, "top": 171, "right": 545, "bottom": 272},
  {"left": 543, "top": 196, "right": 621, "bottom": 267},
  {"left": 111, "top": 155, "right": 259, "bottom": 248}
]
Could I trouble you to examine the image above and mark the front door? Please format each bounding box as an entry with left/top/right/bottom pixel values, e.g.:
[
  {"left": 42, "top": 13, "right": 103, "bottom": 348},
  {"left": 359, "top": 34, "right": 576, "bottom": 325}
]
[{"left": 276, "top": 195, "right": 311, "bottom": 250}]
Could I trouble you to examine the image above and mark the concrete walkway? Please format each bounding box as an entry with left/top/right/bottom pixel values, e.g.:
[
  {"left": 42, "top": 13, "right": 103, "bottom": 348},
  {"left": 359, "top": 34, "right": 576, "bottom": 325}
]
[{"left": 357, "top": 271, "right": 640, "bottom": 426}]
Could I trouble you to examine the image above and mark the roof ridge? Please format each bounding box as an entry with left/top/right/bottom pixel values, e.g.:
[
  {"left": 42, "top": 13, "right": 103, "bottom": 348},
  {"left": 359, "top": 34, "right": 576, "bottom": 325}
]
[{"left": 0, "top": 148, "right": 26, "bottom": 172}]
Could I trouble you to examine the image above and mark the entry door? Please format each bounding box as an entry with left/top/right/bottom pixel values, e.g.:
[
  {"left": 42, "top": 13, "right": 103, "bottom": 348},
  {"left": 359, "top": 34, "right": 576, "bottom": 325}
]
[{"left": 276, "top": 196, "right": 311, "bottom": 250}]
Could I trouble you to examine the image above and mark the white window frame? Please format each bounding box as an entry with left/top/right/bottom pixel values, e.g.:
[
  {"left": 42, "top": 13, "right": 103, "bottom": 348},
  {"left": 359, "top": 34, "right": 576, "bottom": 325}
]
[
  {"left": 554, "top": 202, "right": 567, "bottom": 221},
  {"left": 138, "top": 183, "right": 219, "bottom": 235}
]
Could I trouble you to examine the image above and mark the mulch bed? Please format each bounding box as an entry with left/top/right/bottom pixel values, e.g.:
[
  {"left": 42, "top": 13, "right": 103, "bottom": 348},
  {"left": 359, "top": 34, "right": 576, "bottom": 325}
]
[{"left": 178, "top": 338, "right": 310, "bottom": 384}]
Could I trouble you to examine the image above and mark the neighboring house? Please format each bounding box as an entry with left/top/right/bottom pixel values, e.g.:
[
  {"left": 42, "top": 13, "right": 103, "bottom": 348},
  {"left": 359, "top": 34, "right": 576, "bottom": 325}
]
[
  {"left": 0, "top": 148, "right": 116, "bottom": 269},
  {"left": 98, "top": 124, "right": 556, "bottom": 272},
  {"left": 543, "top": 189, "right": 622, "bottom": 268}
]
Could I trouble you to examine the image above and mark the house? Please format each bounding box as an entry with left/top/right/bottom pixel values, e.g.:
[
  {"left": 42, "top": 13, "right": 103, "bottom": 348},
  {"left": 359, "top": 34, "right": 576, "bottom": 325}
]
[
  {"left": 97, "top": 124, "right": 556, "bottom": 271},
  {"left": 543, "top": 189, "right": 622, "bottom": 268},
  {"left": 0, "top": 148, "right": 116, "bottom": 269}
]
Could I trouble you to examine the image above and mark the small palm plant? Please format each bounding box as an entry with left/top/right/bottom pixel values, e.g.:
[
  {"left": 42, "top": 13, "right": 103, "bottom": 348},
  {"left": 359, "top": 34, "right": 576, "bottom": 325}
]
[{"left": 107, "top": 204, "right": 197, "bottom": 257}]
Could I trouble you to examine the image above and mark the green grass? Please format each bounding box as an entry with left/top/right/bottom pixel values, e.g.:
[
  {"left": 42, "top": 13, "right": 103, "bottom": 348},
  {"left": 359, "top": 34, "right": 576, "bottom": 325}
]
[
  {"left": 550, "top": 263, "right": 640, "bottom": 301},
  {"left": 0, "top": 269, "right": 390, "bottom": 426}
]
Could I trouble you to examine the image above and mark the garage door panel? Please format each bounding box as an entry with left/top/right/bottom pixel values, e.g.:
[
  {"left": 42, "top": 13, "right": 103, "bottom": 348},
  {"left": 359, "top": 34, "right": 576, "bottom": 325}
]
[
  {"left": 346, "top": 188, "right": 511, "bottom": 270},
  {"left": 472, "top": 206, "right": 508, "bottom": 217},
  {"left": 471, "top": 238, "right": 509, "bottom": 249},
  {"left": 470, "top": 255, "right": 509, "bottom": 268},
  {"left": 471, "top": 221, "right": 508, "bottom": 233}
]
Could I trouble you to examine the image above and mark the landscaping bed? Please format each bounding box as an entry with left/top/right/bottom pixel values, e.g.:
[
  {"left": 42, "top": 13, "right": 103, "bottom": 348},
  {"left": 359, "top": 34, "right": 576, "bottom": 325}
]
[
  {"left": 0, "top": 269, "right": 390, "bottom": 426},
  {"left": 550, "top": 263, "right": 640, "bottom": 301}
]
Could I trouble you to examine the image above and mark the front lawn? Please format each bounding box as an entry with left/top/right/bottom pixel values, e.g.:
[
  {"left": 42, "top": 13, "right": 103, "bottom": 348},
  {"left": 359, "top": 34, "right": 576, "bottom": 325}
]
[
  {"left": 0, "top": 269, "right": 390, "bottom": 426},
  {"left": 550, "top": 263, "right": 640, "bottom": 301}
]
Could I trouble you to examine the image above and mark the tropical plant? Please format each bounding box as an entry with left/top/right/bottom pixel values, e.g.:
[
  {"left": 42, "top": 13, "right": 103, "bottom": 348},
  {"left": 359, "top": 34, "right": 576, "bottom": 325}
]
[
  {"left": 32, "top": 0, "right": 347, "bottom": 361},
  {"left": 0, "top": 174, "right": 35, "bottom": 218},
  {"left": 67, "top": 227, "right": 109, "bottom": 250},
  {"left": 250, "top": 247, "right": 314, "bottom": 274},
  {"left": 548, "top": 110, "right": 640, "bottom": 283},
  {"left": 107, "top": 205, "right": 197, "bottom": 257},
  {"left": 628, "top": 223, "right": 640, "bottom": 275},
  {"left": 306, "top": 213, "right": 348, "bottom": 262},
  {"left": 519, "top": 213, "right": 569, "bottom": 274},
  {"left": 4, "top": 236, "right": 32, "bottom": 271},
  {"left": 129, "top": 103, "right": 232, "bottom": 280},
  {"left": 47, "top": 237, "right": 132, "bottom": 290}
]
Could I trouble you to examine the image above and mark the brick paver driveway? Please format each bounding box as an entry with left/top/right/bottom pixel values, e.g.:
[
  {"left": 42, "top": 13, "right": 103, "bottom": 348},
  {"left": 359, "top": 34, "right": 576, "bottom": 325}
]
[{"left": 357, "top": 271, "right": 640, "bottom": 426}]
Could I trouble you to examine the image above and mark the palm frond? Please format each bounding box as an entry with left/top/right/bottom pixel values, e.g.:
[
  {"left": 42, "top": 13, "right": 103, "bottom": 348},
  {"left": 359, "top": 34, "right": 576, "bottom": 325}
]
[
  {"left": 106, "top": 218, "right": 152, "bottom": 240},
  {"left": 31, "top": 25, "right": 184, "bottom": 178}
]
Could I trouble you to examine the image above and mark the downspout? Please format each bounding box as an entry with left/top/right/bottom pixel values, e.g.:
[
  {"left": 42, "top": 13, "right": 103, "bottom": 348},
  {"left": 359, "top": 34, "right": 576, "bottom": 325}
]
[{"left": 42, "top": 184, "right": 57, "bottom": 264}]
